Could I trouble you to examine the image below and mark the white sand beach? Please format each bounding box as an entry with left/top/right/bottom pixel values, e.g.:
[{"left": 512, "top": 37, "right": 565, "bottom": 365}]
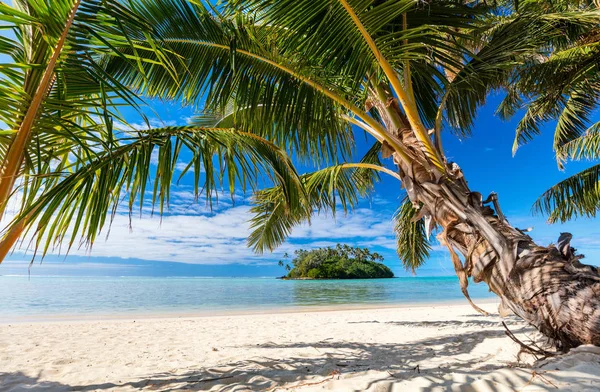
[{"left": 1, "top": 302, "right": 599, "bottom": 391}]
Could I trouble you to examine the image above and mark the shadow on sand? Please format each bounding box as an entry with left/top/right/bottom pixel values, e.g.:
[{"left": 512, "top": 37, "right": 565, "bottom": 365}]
[{"left": 0, "top": 319, "right": 592, "bottom": 391}]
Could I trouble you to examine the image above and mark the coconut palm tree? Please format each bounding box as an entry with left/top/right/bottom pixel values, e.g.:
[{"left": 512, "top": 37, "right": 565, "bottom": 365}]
[
  {"left": 0, "top": 0, "right": 303, "bottom": 259},
  {"left": 0, "top": 0, "right": 175, "bottom": 254},
  {"left": 503, "top": 1, "right": 600, "bottom": 224},
  {"left": 2, "top": 0, "right": 600, "bottom": 349}
]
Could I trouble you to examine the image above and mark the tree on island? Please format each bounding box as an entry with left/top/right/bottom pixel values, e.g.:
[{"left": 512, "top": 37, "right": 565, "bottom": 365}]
[
  {"left": 278, "top": 253, "right": 292, "bottom": 273},
  {"left": 280, "top": 244, "right": 393, "bottom": 279},
  {"left": 1, "top": 0, "right": 600, "bottom": 350}
]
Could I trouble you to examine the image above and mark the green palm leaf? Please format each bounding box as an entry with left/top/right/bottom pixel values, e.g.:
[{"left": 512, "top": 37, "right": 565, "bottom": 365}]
[
  {"left": 558, "top": 122, "right": 600, "bottom": 161},
  {"left": 2, "top": 126, "right": 304, "bottom": 258},
  {"left": 248, "top": 142, "right": 391, "bottom": 253},
  {"left": 102, "top": 0, "right": 358, "bottom": 163},
  {"left": 0, "top": 0, "right": 177, "bottom": 218},
  {"left": 393, "top": 199, "right": 432, "bottom": 273},
  {"left": 534, "top": 164, "right": 600, "bottom": 223}
]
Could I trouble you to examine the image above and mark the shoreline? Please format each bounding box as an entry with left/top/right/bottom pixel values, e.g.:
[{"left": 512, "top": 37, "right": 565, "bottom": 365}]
[{"left": 0, "top": 297, "right": 500, "bottom": 324}]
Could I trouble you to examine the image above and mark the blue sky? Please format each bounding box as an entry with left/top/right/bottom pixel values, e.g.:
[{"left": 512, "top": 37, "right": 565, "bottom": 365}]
[{"left": 3, "top": 89, "right": 599, "bottom": 278}]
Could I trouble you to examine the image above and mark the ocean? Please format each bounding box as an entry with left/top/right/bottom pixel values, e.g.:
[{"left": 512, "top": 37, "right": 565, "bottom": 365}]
[{"left": 0, "top": 275, "right": 496, "bottom": 319}]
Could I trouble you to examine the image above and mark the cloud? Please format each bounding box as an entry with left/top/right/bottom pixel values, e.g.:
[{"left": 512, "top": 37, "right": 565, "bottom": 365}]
[
  {"left": 3, "top": 260, "right": 138, "bottom": 271},
  {"left": 9, "top": 200, "right": 400, "bottom": 265},
  {"left": 175, "top": 161, "right": 191, "bottom": 172},
  {"left": 129, "top": 118, "right": 178, "bottom": 131},
  {"left": 288, "top": 208, "right": 393, "bottom": 240},
  {"left": 0, "top": 114, "right": 402, "bottom": 268},
  {"left": 7, "top": 178, "right": 598, "bottom": 268}
]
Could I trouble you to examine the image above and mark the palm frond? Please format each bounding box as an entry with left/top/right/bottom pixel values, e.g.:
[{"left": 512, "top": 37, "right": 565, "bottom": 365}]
[
  {"left": 248, "top": 142, "right": 390, "bottom": 253},
  {"left": 534, "top": 164, "right": 600, "bottom": 223},
  {"left": 393, "top": 198, "right": 432, "bottom": 273},
  {"left": 512, "top": 96, "right": 556, "bottom": 153},
  {"left": 446, "top": 10, "right": 600, "bottom": 138},
  {"left": 558, "top": 122, "right": 600, "bottom": 161},
  {"left": 554, "top": 85, "right": 599, "bottom": 163},
  {"left": 507, "top": 13, "right": 600, "bottom": 153},
  {"left": 102, "top": 0, "right": 361, "bottom": 164},
  {"left": 2, "top": 126, "right": 304, "bottom": 258},
  {"left": 0, "top": 0, "right": 177, "bottom": 216}
]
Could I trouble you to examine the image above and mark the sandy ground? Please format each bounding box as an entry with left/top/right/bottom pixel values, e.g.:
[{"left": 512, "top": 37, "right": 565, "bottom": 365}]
[{"left": 1, "top": 302, "right": 599, "bottom": 391}]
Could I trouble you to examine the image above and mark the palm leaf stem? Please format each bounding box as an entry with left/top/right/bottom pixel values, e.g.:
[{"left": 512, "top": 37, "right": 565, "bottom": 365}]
[
  {"left": 340, "top": 163, "right": 401, "bottom": 180},
  {"left": 369, "top": 79, "right": 405, "bottom": 133},
  {"left": 402, "top": 12, "right": 414, "bottom": 107},
  {"left": 162, "top": 38, "right": 412, "bottom": 164},
  {"left": 434, "top": 94, "right": 449, "bottom": 155},
  {"left": 0, "top": 0, "right": 81, "bottom": 218},
  {"left": 337, "top": 0, "right": 443, "bottom": 171}
]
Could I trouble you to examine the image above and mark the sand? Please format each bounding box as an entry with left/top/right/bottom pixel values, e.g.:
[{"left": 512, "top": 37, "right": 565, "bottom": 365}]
[{"left": 1, "top": 302, "right": 599, "bottom": 391}]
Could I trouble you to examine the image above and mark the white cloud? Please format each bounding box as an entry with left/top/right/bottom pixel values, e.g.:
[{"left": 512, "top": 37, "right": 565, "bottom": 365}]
[
  {"left": 9, "top": 201, "right": 399, "bottom": 265},
  {"left": 289, "top": 208, "right": 392, "bottom": 240},
  {"left": 2, "top": 260, "right": 138, "bottom": 271},
  {"left": 175, "top": 161, "right": 191, "bottom": 172},
  {"left": 129, "top": 118, "right": 178, "bottom": 131},
  {"left": 7, "top": 179, "right": 598, "bottom": 268}
]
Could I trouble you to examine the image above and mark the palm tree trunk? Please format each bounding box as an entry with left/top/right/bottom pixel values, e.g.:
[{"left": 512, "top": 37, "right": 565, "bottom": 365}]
[
  {"left": 414, "top": 174, "right": 600, "bottom": 350},
  {"left": 373, "top": 93, "right": 600, "bottom": 350}
]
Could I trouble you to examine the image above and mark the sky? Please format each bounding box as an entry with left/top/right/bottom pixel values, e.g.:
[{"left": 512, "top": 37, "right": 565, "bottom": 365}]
[
  {"left": 0, "top": 2, "right": 598, "bottom": 278},
  {"left": 3, "top": 86, "right": 599, "bottom": 278}
]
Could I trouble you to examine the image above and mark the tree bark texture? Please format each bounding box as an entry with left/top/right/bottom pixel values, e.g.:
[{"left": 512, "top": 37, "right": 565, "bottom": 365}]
[{"left": 373, "top": 90, "right": 600, "bottom": 350}]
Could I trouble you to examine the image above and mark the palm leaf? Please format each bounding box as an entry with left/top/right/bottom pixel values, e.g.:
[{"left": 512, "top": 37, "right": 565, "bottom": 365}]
[
  {"left": 0, "top": 0, "right": 176, "bottom": 217},
  {"left": 554, "top": 85, "right": 599, "bottom": 164},
  {"left": 1, "top": 126, "right": 304, "bottom": 258},
  {"left": 248, "top": 142, "right": 392, "bottom": 253},
  {"left": 558, "top": 122, "right": 600, "bottom": 161},
  {"left": 534, "top": 164, "right": 600, "bottom": 223},
  {"left": 393, "top": 198, "right": 432, "bottom": 273},
  {"left": 102, "top": 0, "right": 361, "bottom": 163}
]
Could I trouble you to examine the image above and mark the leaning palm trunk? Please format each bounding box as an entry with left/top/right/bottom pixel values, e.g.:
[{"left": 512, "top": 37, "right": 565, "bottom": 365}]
[
  {"left": 416, "top": 167, "right": 600, "bottom": 350},
  {"left": 378, "top": 95, "right": 600, "bottom": 350}
]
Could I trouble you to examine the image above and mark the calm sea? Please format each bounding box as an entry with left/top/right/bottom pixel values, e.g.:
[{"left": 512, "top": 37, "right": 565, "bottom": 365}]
[{"left": 0, "top": 276, "right": 496, "bottom": 319}]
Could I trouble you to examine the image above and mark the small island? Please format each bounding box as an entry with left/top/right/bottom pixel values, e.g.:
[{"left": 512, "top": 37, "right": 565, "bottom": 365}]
[{"left": 279, "top": 244, "right": 394, "bottom": 279}]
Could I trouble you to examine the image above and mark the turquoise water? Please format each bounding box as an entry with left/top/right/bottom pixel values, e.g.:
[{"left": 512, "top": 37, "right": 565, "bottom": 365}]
[{"left": 0, "top": 276, "right": 496, "bottom": 319}]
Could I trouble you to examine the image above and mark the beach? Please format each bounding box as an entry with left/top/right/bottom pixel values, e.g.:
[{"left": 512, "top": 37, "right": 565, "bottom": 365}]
[
  {"left": 2, "top": 302, "right": 599, "bottom": 391},
  {"left": 3, "top": 0, "right": 600, "bottom": 391}
]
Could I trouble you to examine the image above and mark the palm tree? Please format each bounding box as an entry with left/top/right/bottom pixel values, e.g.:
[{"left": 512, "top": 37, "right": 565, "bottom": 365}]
[
  {"left": 2, "top": 0, "right": 600, "bottom": 349},
  {"left": 0, "top": 0, "right": 175, "bottom": 255},
  {"left": 503, "top": 1, "right": 600, "bottom": 224},
  {"left": 0, "top": 0, "right": 302, "bottom": 260}
]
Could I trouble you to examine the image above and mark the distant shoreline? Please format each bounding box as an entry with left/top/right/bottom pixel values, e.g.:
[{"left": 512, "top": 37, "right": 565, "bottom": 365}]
[{"left": 277, "top": 276, "right": 395, "bottom": 280}]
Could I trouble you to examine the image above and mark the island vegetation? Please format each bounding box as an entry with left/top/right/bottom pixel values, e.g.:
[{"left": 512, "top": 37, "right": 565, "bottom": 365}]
[{"left": 279, "top": 245, "right": 393, "bottom": 280}]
